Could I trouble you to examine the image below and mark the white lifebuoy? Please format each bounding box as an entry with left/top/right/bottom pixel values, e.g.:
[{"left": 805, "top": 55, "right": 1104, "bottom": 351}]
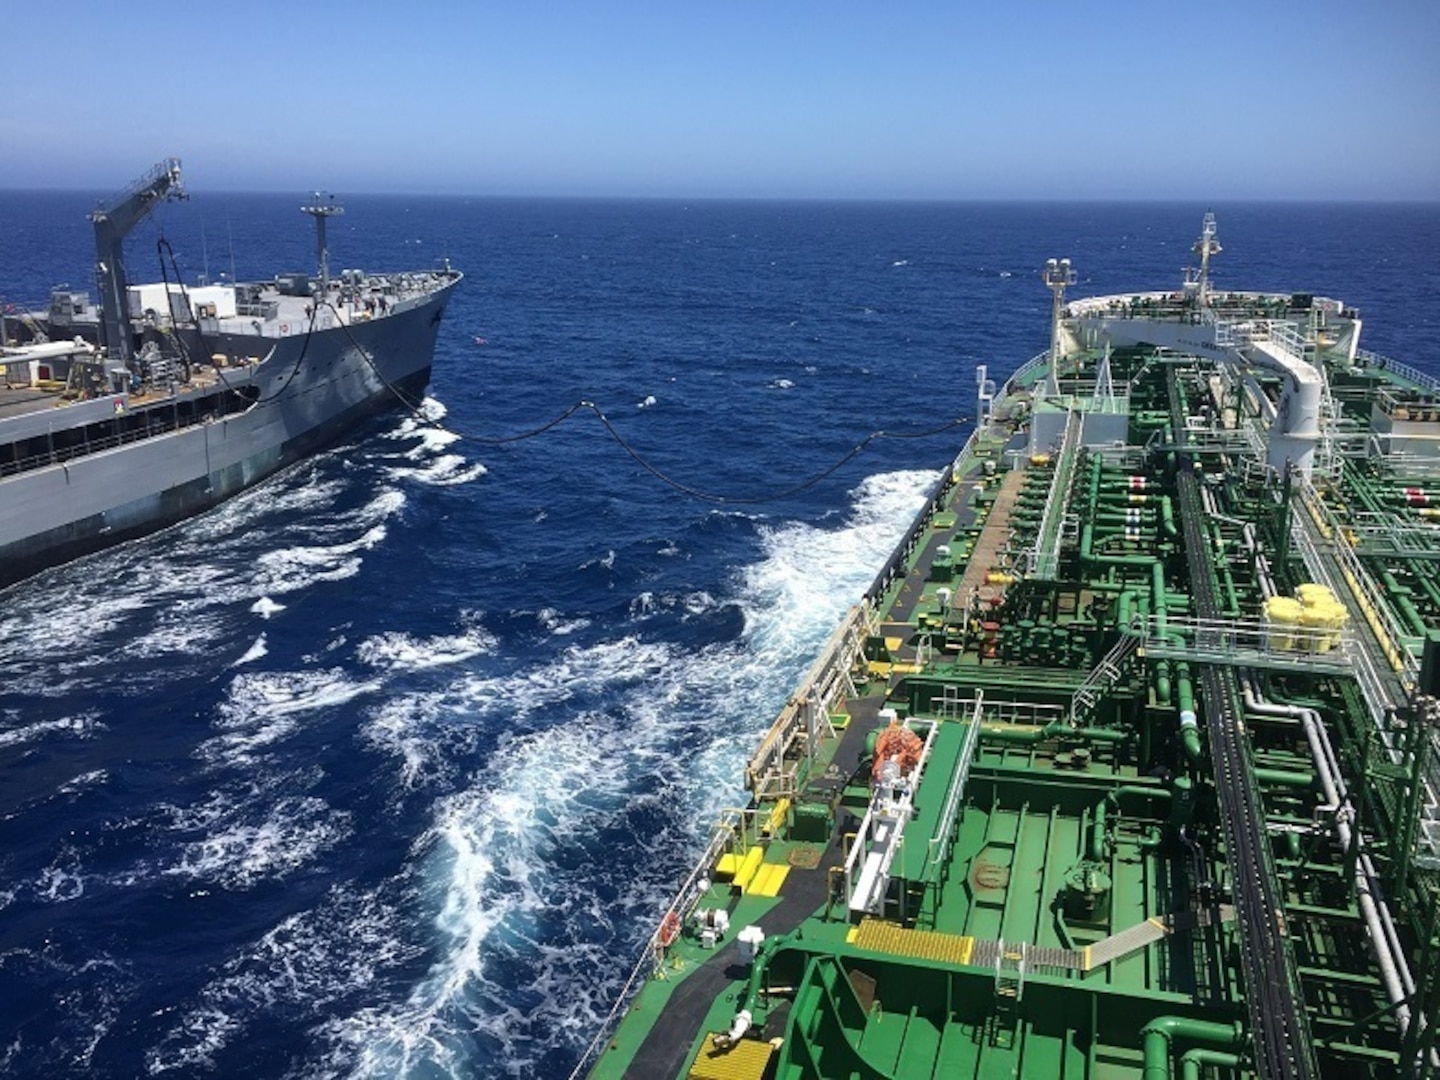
[{"left": 280, "top": 323, "right": 290, "bottom": 334}]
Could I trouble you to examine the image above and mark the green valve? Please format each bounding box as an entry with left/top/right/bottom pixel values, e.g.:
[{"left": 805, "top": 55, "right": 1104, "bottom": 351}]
[{"left": 1062, "top": 860, "right": 1113, "bottom": 922}]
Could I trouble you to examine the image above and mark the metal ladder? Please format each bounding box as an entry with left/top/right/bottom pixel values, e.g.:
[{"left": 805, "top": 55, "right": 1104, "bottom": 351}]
[
  {"left": 1070, "top": 633, "right": 1138, "bottom": 723},
  {"left": 990, "top": 939, "right": 1026, "bottom": 1047}
]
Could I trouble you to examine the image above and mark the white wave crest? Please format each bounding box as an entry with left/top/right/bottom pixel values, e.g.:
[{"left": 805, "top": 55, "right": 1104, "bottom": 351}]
[
  {"left": 233, "top": 634, "right": 268, "bottom": 666},
  {"left": 387, "top": 454, "right": 487, "bottom": 487},
  {"left": 0, "top": 710, "right": 102, "bottom": 748},
  {"left": 536, "top": 608, "right": 591, "bottom": 636},
  {"left": 201, "top": 668, "right": 379, "bottom": 765},
  {"left": 146, "top": 883, "right": 421, "bottom": 1075},
  {"left": 163, "top": 793, "right": 352, "bottom": 889},
  {"left": 356, "top": 626, "right": 496, "bottom": 672}
]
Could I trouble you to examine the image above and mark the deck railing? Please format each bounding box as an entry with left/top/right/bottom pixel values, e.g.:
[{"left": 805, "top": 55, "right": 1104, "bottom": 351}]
[
  {"left": 1127, "top": 613, "right": 1355, "bottom": 676},
  {"left": 1356, "top": 349, "right": 1440, "bottom": 394},
  {"left": 744, "top": 602, "right": 866, "bottom": 801},
  {"left": 0, "top": 397, "right": 251, "bottom": 479}
]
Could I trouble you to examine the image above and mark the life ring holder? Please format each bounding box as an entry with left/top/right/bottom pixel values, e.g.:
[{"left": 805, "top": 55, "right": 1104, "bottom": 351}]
[{"left": 657, "top": 910, "right": 681, "bottom": 949}]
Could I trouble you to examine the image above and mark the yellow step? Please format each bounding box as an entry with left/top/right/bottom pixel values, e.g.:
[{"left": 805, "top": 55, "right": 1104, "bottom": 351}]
[
  {"left": 732, "top": 846, "right": 765, "bottom": 892},
  {"left": 747, "top": 862, "right": 790, "bottom": 898},
  {"left": 714, "top": 852, "right": 745, "bottom": 881}
]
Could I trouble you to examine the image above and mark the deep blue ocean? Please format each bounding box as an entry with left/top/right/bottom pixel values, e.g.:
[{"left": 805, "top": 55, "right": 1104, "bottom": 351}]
[{"left": 0, "top": 191, "right": 1436, "bottom": 1078}]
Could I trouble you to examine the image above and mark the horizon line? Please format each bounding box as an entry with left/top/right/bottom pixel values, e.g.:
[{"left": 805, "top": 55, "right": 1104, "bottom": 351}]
[{"left": 1, "top": 186, "right": 1437, "bottom": 206}]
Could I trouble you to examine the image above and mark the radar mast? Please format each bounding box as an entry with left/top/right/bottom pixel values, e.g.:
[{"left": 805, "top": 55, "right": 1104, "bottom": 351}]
[
  {"left": 1042, "top": 257, "right": 1075, "bottom": 397},
  {"left": 301, "top": 192, "right": 344, "bottom": 298},
  {"left": 1184, "top": 211, "right": 1222, "bottom": 307}
]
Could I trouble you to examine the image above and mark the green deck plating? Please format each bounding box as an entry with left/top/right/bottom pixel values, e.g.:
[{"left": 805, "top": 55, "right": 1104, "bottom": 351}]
[{"left": 583, "top": 216, "right": 1440, "bottom": 1080}]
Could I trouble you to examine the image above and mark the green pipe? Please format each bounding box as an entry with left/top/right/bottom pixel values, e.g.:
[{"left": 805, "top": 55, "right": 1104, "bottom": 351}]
[
  {"left": 1170, "top": 776, "right": 1194, "bottom": 828},
  {"left": 1089, "top": 800, "right": 1107, "bottom": 862},
  {"left": 980, "top": 721, "right": 1071, "bottom": 744},
  {"left": 1141, "top": 1017, "right": 1244, "bottom": 1080},
  {"left": 1105, "top": 785, "right": 1174, "bottom": 815},
  {"left": 1116, "top": 589, "right": 1143, "bottom": 631},
  {"left": 1175, "top": 661, "right": 1194, "bottom": 713},
  {"left": 1080, "top": 524, "right": 1165, "bottom": 569},
  {"left": 980, "top": 722, "right": 1129, "bottom": 745},
  {"left": 1379, "top": 569, "right": 1431, "bottom": 638},
  {"left": 1094, "top": 510, "right": 1159, "bottom": 524},
  {"left": 1152, "top": 561, "right": 1167, "bottom": 637},
  {"left": 1215, "top": 554, "right": 1241, "bottom": 618},
  {"left": 1253, "top": 767, "right": 1315, "bottom": 790},
  {"left": 1160, "top": 495, "right": 1177, "bottom": 539},
  {"left": 1154, "top": 658, "right": 1173, "bottom": 707},
  {"left": 1175, "top": 661, "right": 1202, "bottom": 764},
  {"left": 1409, "top": 556, "right": 1440, "bottom": 608},
  {"left": 1180, "top": 1049, "right": 1242, "bottom": 1080}
]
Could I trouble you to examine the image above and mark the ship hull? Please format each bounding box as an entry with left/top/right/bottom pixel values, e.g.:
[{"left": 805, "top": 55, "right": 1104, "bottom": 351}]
[{"left": 0, "top": 278, "right": 456, "bottom": 589}]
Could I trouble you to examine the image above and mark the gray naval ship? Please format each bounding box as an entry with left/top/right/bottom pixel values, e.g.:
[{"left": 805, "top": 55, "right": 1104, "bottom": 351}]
[{"left": 0, "top": 159, "right": 462, "bottom": 590}]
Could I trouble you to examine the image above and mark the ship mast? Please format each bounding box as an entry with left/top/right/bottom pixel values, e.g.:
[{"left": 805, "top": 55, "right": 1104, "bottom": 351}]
[
  {"left": 301, "top": 192, "right": 344, "bottom": 298},
  {"left": 1185, "top": 210, "right": 1222, "bottom": 307},
  {"left": 1042, "top": 257, "right": 1075, "bottom": 397}
]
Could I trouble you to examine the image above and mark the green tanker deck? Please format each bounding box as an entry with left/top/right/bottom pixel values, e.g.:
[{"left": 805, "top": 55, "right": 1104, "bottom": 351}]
[{"left": 579, "top": 215, "right": 1440, "bottom": 1080}]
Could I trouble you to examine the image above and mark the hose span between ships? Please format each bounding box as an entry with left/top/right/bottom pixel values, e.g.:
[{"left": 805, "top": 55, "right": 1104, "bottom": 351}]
[
  {"left": 583, "top": 214, "right": 1440, "bottom": 1080},
  {"left": 0, "top": 158, "right": 461, "bottom": 589}
]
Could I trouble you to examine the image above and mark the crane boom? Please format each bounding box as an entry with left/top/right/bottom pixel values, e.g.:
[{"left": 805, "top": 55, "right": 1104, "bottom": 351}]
[{"left": 90, "top": 157, "right": 186, "bottom": 366}]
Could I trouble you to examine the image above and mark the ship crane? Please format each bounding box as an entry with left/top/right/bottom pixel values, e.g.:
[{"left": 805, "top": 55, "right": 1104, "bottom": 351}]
[{"left": 90, "top": 157, "right": 187, "bottom": 368}]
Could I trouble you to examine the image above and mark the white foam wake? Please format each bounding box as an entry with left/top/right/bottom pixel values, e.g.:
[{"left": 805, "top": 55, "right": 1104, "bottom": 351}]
[{"left": 331, "top": 467, "right": 937, "bottom": 1076}]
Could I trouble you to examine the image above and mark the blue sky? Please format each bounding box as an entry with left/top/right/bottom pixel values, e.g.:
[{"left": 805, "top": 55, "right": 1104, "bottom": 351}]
[{"left": 3, "top": 0, "right": 1436, "bottom": 199}]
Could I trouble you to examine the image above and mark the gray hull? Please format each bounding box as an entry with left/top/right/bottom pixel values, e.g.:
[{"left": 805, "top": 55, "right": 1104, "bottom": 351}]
[{"left": 0, "top": 277, "right": 458, "bottom": 589}]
